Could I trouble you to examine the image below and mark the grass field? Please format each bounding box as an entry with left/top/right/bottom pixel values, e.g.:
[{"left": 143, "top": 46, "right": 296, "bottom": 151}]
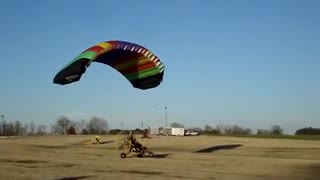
[
  {"left": 0, "top": 135, "right": 320, "bottom": 180},
  {"left": 231, "top": 134, "right": 320, "bottom": 141}
]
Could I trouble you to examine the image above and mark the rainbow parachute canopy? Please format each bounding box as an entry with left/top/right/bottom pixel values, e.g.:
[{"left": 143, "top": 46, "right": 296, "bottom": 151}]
[{"left": 53, "top": 40, "right": 165, "bottom": 90}]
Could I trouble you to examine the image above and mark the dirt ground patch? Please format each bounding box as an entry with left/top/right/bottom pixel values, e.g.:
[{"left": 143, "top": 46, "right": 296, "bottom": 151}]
[{"left": 0, "top": 135, "right": 319, "bottom": 180}]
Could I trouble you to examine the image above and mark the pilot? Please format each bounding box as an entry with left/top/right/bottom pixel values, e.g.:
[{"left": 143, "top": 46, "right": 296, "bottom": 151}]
[
  {"left": 94, "top": 135, "right": 101, "bottom": 144},
  {"left": 127, "top": 131, "right": 142, "bottom": 150},
  {"left": 127, "top": 131, "right": 136, "bottom": 142}
]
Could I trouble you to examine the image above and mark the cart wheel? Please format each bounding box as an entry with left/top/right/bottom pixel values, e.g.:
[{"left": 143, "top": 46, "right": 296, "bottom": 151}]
[
  {"left": 137, "top": 154, "right": 142, "bottom": 157},
  {"left": 120, "top": 153, "right": 126, "bottom": 158},
  {"left": 148, "top": 151, "right": 154, "bottom": 157}
]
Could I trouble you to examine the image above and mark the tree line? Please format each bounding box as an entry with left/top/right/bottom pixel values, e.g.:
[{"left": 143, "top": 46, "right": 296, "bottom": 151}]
[
  {"left": 169, "top": 122, "right": 283, "bottom": 135},
  {"left": 51, "top": 116, "right": 109, "bottom": 135},
  {"left": 169, "top": 122, "right": 320, "bottom": 136},
  {"left": 0, "top": 120, "right": 44, "bottom": 136},
  {"left": 295, "top": 127, "right": 320, "bottom": 135},
  {"left": 0, "top": 116, "right": 319, "bottom": 136},
  {"left": 0, "top": 115, "right": 109, "bottom": 136}
]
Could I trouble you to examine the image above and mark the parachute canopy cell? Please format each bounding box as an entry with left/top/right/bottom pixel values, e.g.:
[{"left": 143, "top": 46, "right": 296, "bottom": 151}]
[{"left": 53, "top": 40, "right": 165, "bottom": 90}]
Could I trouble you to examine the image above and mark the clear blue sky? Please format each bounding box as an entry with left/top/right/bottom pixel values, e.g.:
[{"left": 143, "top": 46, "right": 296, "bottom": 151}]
[{"left": 0, "top": 0, "right": 319, "bottom": 134}]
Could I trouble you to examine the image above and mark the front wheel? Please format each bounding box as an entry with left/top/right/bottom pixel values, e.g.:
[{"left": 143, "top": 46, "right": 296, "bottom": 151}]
[
  {"left": 120, "top": 153, "right": 126, "bottom": 158},
  {"left": 137, "top": 153, "right": 143, "bottom": 158},
  {"left": 148, "top": 151, "right": 154, "bottom": 157}
]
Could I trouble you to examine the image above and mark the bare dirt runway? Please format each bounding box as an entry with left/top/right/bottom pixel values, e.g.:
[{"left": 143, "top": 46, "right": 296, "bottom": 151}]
[{"left": 0, "top": 135, "right": 319, "bottom": 180}]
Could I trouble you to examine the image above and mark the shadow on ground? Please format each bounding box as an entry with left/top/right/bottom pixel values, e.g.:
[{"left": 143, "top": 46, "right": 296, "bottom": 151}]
[
  {"left": 194, "top": 144, "right": 243, "bottom": 153},
  {"left": 98, "top": 140, "right": 115, "bottom": 144},
  {"left": 52, "top": 175, "right": 95, "bottom": 180},
  {"left": 70, "top": 140, "right": 115, "bottom": 146},
  {"left": 125, "top": 153, "right": 170, "bottom": 159},
  {"left": 303, "top": 164, "right": 320, "bottom": 178},
  {"left": 150, "top": 153, "right": 170, "bottom": 158},
  {"left": 119, "top": 170, "right": 162, "bottom": 175}
]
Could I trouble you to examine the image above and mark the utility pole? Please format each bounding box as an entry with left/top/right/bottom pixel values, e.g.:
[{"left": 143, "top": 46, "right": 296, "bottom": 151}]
[
  {"left": 152, "top": 104, "right": 168, "bottom": 127},
  {"left": 120, "top": 122, "right": 124, "bottom": 129},
  {"left": 164, "top": 106, "right": 167, "bottom": 127},
  {"left": 0, "top": 115, "right": 4, "bottom": 136}
]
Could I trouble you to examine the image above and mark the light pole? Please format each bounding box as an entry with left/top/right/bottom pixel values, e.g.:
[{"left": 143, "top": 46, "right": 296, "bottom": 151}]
[
  {"left": 120, "top": 122, "right": 124, "bottom": 129},
  {"left": 164, "top": 106, "right": 167, "bottom": 127},
  {"left": 0, "top": 115, "right": 5, "bottom": 136},
  {"left": 152, "top": 104, "right": 168, "bottom": 127}
]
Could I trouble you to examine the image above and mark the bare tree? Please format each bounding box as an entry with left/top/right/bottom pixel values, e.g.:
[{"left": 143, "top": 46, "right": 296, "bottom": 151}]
[
  {"left": 14, "top": 121, "right": 22, "bottom": 136},
  {"left": 50, "top": 124, "right": 61, "bottom": 135},
  {"left": 36, "top": 125, "right": 47, "bottom": 135},
  {"left": 209, "top": 124, "right": 251, "bottom": 135},
  {"left": 6, "top": 122, "right": 14, "bottom": 136},
  {"left": 1, "top": 120, "right": 7, "bottom": 136},
  {"left": 204, "top": 125, "right": 213, "bottom": 132},
  {"left": 170, "top": 122, "right": 184, "bottom": 128},
  {"left": 29, "top": 121, "right": 35, "bottom": 135},
  {"left": 81, "top": 119, "right": 86, "bottom": 131},
  {"left": 271, "top": 125, "right": 283, "bottom": 135},
  {"left": 67, "top": 126, "right": 77, "bottom": 135},
  {"left": 22, "top": 123, "right": 29, "bottom": 136},
  {"left": 192, "top": 127, "right": 203, "bottom": 132},
  {"left": 0, "top": 120, "right": 5, "bottom": 136},
  {"left": 223, "top": 125, "right": 233, "bottom": 135},
  {"left": 203, "top": 125, "right": 221, "bottom": 135},
  {"left": 54, "top": 116, "right": 72, "bottom": 135},
  {"left": 257, "top": 129, "right": 272, "bottom": 135},
  {"left": 0, "top": 120, "right": 2, "bottom": 136},
  {"left": 244, "top": 128, "right": 252, "bottom": 135},
  {"left": 216, "top": 125, "right": 224, "bottom": 134},
  {"left": 86, "top": 117, "right": 108, "bottom": 134},
  {"left": 70, "top": 120, "right": 82, "bottom": 134}
]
